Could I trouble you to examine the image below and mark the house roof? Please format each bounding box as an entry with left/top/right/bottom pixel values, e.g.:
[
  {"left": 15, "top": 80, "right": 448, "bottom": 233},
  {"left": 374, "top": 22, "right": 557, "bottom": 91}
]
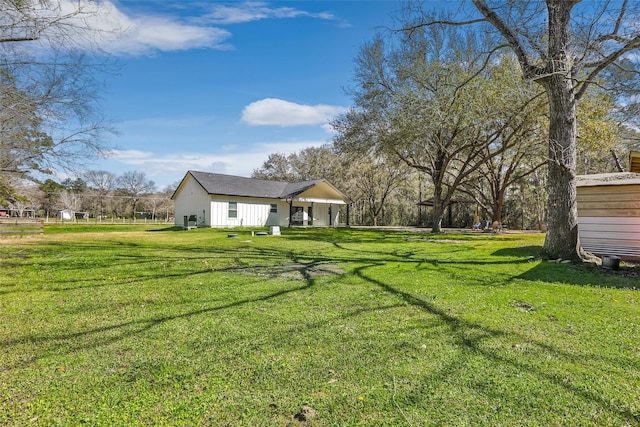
[{"left": 174, "top": 171, "right": 348, "bottom": 201}]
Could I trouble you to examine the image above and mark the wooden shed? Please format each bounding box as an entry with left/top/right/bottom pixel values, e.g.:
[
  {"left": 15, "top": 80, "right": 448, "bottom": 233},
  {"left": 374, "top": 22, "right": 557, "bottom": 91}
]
[{"left": 576, "top": 172, "right": 640, "bottom": 261}]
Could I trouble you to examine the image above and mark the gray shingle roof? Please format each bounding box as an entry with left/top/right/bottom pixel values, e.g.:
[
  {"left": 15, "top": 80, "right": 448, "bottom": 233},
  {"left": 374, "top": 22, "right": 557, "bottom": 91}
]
[{"left": 188, "top": 171, "right": 324, "bottom": 199}]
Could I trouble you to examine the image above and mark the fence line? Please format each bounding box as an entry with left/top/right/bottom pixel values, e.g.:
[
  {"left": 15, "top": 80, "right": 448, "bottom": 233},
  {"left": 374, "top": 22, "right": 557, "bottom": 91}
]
[
  {"left": 43, "top": 217, "right": 174, "bottom": 225},
  {"left": 0, "top": 219, "right": 44, "bottom": 236}
]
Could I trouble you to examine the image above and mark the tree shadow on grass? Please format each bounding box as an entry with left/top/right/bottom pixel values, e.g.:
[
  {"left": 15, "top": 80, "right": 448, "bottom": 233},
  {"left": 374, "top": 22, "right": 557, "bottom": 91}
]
[
  {"left": 4, "top": 231, "right": 639, "bottom": 423},
  {"left": 515, "top": 260, "right": 639, "bottom": 289},
  {"left": 492, "top": 245, "right": 639, "bottom": 289},
  {"left": 2, "top": 233, "right": 540, "bottom": 296},
  {"left": 1, "top": 260, "right": 331, "bottom": 368},
  {"left": 352, "top": 263, "right": 640, "bottom": 425},
  {"left": 147, "top": 226, "right": 184, "bottom": 232},
  {"left": 492, "top": 245, "right": 542, "bottom": 258}
]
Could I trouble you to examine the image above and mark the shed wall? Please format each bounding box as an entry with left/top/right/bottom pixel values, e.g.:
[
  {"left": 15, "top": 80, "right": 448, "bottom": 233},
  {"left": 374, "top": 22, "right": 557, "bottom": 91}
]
[{"left": 577, "top": 184, "right": 640, "bottom": 261}]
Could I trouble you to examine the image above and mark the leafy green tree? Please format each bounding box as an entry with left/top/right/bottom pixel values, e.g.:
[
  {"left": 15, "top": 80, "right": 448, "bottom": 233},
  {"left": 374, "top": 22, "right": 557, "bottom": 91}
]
[
  {"left": 576, "top": 88, "right": 626, "bottom": 175},
  {"left": 0, "top": 76, "right": 51, "bottom": 201},
  {"left": 252, "top": 153, "right": 296, "bottom": 181},
  {"left": 345, "top": 155, "right": 410, "bottom": 226},
  {"left": 253, "top": 145, "right": 414, "bottom": 226},
  {"left": 253, "top": 146, "right": 345, "bottom": 184},
  {"left": 409, "top": 0, "right": 640, "bottom": 258},
  {"left": 38, "top": 178, "right": 63, "bottom": 218},
  {"left": 61, "top": 177, "right": 86, "bottom": 194},
  {"left": 456, "top": 56, "right": 548, "bottom": 225},
  {"left": 335, "top": 25, "right": 548, "bottom": 232}
]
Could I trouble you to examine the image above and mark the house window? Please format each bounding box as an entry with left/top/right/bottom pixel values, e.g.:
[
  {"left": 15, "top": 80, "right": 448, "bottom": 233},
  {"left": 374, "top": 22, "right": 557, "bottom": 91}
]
[
  {"left": 228, "top": 202, "right": 237, "bottom": 218},
  {"left": 270, "top": 203, "right": 278, "bottom": 213}
]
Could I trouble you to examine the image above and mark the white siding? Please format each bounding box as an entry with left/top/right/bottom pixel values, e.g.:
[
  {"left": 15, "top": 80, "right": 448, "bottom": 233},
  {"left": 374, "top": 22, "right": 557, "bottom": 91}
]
[
  {"left": 577, "top": 182, "right": 640, "bottom": 261},
  {"left": 313, "top": 204, "right": 329, "bottom": 226},
  {"left": 578, "top": 217, "right": 640, "bottom": 261},
  {"left": 209, "top": 197, "right": 290, "bottom": 228},
  {"left": 173, "top": 177, "right": 210, "bottom": 227}
]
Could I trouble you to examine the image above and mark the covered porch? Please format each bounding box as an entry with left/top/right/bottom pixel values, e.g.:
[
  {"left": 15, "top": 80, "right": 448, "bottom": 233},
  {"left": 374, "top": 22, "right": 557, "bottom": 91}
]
[{"left": 284, "top": 181, "right": 350, "bottom": 227}]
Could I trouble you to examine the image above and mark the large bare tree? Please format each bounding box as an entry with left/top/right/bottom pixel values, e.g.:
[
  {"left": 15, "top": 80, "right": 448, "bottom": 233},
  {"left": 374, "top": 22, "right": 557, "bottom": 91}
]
[
  {"left": 0, "top": 0, "right": 119, "bottom": 201},
  {"left": 82, "top": 169, "right": 116, "bottom": 218},
  {"left": 116, "top": 171, "right": 156, "bottom": 218},
  {"left": 407, "top": 0, "right": 640, "bottom": 259}
]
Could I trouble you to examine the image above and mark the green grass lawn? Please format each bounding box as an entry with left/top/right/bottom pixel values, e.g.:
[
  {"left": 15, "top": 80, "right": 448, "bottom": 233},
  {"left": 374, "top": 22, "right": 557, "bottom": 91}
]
[{"left": 1, "top": 226, "right": 638, "bottom": 426}]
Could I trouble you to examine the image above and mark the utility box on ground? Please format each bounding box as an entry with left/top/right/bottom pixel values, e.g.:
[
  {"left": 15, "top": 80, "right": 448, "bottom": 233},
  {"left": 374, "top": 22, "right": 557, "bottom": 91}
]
[{"left": 183, "top": 215, "right": 198, "bottom": 230}]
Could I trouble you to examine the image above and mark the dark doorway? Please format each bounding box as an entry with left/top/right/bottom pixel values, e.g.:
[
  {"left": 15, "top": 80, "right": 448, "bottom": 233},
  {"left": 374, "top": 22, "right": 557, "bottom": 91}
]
[{"left": 292, "top": 206, "right": 304, "bottom": 225}]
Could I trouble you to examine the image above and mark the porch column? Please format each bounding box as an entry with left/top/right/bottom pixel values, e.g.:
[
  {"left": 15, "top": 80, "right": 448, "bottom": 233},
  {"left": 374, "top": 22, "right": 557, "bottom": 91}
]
[
  {"left": 329, "top": 204, "right": 333, "bottom": 226},
  {"left": 346, "top": 203, "right": 350, "bottom": 227},
  {"left": 288, "top": 199, "right": 293, "bottom": 228}
]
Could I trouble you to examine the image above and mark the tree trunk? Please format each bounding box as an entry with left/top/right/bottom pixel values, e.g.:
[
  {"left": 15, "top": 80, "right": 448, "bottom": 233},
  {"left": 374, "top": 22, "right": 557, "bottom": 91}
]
[
  {"left": 430, "top": 184, "right": 444, "bottom": 233},
  {"left": 540, "top": 1, "right": 582, "bottom": 260},
  {"left": 542, "top": 80, "right": 581, "bottom": 259},
  {"left": 491, "top": 183, "right": 504, "bottom": 224}
]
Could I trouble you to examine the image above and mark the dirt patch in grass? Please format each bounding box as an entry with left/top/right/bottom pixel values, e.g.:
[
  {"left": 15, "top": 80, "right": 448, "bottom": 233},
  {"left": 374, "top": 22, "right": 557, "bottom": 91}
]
[{"left": 232, "top": 261, "right": 345, "bottom": 280}]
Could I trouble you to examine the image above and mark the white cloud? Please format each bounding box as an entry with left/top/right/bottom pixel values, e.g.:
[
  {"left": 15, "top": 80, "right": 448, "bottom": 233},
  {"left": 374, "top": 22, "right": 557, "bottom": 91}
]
[
  {"left": 33, "top": 0, "right": 230, "bottom": 55},
  {"left": 93, "top": 3, "right": 232, "bottom": 54},
  {"left": 37, "top": 1, "right": 345, "bottom": 56},
  {"left": 99, "top": 140, "right": 329, "bottom": 188},
  {"left": 242, "top": 98, "right": 347, "bottom": 127},
  {"left": 204, "top": 2, "right": 339, "bottom": 25},
  {"left": 106, "top": 149, "right": 154, "bottom": 161},
  {"left": 115, "top": 17, "right": 231, "bottom": 54}
]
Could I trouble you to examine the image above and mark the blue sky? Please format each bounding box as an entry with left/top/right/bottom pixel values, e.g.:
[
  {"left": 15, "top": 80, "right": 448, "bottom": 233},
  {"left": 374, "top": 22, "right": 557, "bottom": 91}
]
[{"left": 75, "top": 1, "right": 411, "bottom": 190}]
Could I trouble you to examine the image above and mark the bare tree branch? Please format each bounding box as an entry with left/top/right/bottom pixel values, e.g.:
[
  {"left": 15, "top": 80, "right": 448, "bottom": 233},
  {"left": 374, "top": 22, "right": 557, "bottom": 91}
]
[{"left": 471, "top": 0, "right": 544, "bottom": 79}]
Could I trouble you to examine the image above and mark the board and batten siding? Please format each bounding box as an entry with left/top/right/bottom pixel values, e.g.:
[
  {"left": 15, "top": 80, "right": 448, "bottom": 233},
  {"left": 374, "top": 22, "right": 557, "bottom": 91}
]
[
  {"left": 173, "top": 176, "right": 212, "bottom": 227},
  {"left": 311, "top": 204, "right": 329, "bottom": 226},
  {"left": 209, "top": 196, "right": 288, "bottom": 228},
  {"left": 577, "top": 179, "right": 640, "bottom": 261}
]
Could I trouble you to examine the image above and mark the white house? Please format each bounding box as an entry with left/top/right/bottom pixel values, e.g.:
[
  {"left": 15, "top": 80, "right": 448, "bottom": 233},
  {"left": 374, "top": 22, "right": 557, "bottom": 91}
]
[{"left": 171, "top": 171, "right": 351, "bottom": 228}]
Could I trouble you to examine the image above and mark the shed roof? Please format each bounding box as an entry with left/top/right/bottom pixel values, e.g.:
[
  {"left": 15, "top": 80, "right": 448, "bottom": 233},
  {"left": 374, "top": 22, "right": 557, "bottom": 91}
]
[
  {"left": 173, "top": 171, "right": 348, "bottom": 201},
  {"left": 576, "top": 172, "right": 640, "bottom": 187}
]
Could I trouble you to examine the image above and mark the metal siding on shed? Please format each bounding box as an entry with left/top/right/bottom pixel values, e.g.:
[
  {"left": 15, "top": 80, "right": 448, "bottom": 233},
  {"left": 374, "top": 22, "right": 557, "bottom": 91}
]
[{"left": 577, "top": 184, "right": 640, "bottom": 261}]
